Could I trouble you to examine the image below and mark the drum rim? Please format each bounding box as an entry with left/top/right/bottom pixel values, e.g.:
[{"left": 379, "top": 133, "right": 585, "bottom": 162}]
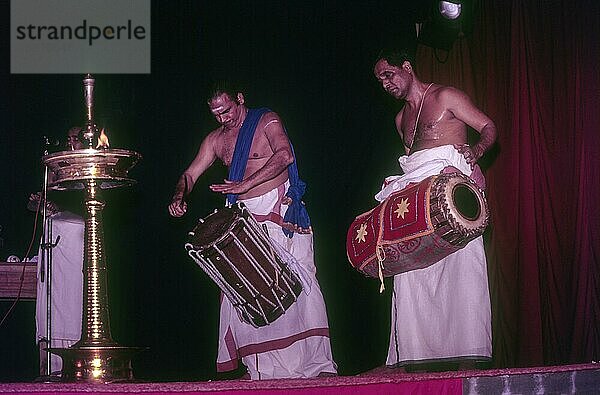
[
  {"left": 189, "top": 206, "right": 243, "bottom": 250},
  {"left": 438, "top": 172, "right": 489, "bottom": 232}
]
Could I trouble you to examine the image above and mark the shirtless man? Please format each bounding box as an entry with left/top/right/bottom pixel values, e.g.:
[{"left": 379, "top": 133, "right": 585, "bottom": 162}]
[
  {"left": 372, "top": 49, "right": 496, "bottom": 370},
  {"left": 374, "top": 51, "right": 496, "bottom": 182},
  {"left": 168, "top": 84, "right": 336, "bottom": 379},
  {"left": 168, "top": 91, "right": 292, "bottom": 219}
]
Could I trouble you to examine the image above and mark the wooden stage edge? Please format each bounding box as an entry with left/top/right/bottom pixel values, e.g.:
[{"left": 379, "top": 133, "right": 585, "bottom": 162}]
[{"left": 0, "top": 363, "right": 599, "bottom": 394}]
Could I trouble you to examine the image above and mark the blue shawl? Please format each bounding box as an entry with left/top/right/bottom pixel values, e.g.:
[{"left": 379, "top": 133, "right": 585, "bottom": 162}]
[{"left": 226, "top": 107, "right": 310, "bottom": 238}]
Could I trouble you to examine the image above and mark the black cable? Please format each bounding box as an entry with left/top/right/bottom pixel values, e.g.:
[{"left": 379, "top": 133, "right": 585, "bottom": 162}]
[{"left": 0, "top": 197, "right": 41, "bottom": 328}]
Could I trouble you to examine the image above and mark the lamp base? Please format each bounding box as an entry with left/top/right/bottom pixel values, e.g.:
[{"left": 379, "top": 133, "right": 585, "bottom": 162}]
[{"left": 48, "top": 345, "right": 146, "bottom": 383}]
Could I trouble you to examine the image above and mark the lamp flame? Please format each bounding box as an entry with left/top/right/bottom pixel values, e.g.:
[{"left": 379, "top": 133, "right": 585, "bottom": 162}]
[{"left": 96, "top": 128, "right": 110, "bottom": 149}]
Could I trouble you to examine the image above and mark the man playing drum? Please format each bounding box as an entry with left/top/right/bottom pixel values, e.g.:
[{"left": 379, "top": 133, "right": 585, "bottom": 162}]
[
  {"left": 372, "top": 49, "right": 497, "bottom": 370},
  {"left": 168, "top": 83, "right": 337, "bottom": 379}
]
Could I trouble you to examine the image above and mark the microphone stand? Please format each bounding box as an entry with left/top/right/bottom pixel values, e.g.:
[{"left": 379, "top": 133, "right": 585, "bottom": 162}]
[{"left": 37, "top": 141, "right": 61, "bottom": 381}]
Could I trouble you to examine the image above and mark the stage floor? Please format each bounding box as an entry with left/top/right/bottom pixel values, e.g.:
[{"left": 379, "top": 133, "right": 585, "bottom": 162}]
[{"left": 0, "top": 363, "right": 598, "bottom": 394}]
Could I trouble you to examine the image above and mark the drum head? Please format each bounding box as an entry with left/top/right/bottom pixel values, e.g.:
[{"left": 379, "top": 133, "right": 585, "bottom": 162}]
[
  {"left": 452, "top": 183, "right": 481, "bottom": 221},
  {"left": 188, "top": 206, "right": 240, "bottom": 250},
  {"left": 441, "top": 173, "right": 489, "bottom": 234}
]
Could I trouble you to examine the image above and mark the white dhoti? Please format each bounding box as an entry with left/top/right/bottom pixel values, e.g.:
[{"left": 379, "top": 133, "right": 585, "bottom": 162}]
[
  {"left": 35, "top": 211, "right": 84, "bottom": 374},
  {"left": 216, "top": 182, "right": 337, "bottom": 379},
  {"left": 377, "top": 145, "right": 492, "bottom": 366}
]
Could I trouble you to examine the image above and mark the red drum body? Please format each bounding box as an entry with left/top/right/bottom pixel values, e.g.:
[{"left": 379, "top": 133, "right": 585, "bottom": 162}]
[
  {"left": 347, "top": 173, "right": 489, "bottom": 278},
  {"left": 185, "top": 203, "right": 302, "bottom": 327}
]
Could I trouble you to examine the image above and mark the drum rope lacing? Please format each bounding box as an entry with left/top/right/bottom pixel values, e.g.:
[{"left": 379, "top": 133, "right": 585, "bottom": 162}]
[
  {"left": 186, "top": 204, "right": 304, "bottom": 327},
  {"left": 373, "top": 193, "right": 394, "bottom": 293},
  {"left": 375, "top": 246, "right": 386, "bottom": 293}
]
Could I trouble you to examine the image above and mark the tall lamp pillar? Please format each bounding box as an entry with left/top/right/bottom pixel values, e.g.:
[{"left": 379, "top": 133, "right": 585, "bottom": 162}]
[{"left": 43, "top": 74, "right": 144, "bottom": 383}]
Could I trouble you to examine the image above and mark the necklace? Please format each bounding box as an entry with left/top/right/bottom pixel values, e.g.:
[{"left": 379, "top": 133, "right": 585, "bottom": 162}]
[{"left": 407, "top": 82, "right": 434, "bottom": 154}]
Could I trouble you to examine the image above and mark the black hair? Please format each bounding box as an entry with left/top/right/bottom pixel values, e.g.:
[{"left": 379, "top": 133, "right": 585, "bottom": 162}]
[
  {"left": 207, "top": 80, "right": 244, "bottom": 103},
  {"left": 375, "top": 48, "right": 416, "bottom": 70}
]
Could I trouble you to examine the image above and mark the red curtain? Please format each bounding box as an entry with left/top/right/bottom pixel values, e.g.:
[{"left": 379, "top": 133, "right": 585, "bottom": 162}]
[{"left": 416, "top": 0, "right": 600, "bottom": 367}]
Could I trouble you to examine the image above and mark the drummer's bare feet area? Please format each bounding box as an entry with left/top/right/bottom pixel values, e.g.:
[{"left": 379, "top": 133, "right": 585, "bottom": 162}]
[
  {"left": 360, "top": 359, "right": 490, "bottom": 375},
  {"left": 219, "top": 369, "right": 336, "bottom": 380},
  {"left": 360, "top": 364, "right": 407, "bottom": 375},
  {"left": 317, "top": 371, "right": 338, "bottom": 378}
]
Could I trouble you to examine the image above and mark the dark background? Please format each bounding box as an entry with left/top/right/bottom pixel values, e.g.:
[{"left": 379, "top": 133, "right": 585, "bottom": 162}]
[{"left": 1, "top": 1, "right": 427, "bottom": 381}]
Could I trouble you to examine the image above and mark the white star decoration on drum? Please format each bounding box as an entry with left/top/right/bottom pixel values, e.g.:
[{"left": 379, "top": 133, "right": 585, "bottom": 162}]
[
  {"left": 394, "top": 198, "right": 411, "bottom": 219},
  {"left": 355, "top": 223, "right": 368, "bottom": 243}
]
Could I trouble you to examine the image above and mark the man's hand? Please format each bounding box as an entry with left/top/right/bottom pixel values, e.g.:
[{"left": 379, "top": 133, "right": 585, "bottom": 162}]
[
  {"left": 168, "top": 198, "right": 187, "bottom": 217},
  {"left": 209, "top": 179, "right": 250, "bottom": 195},
  {"left": 282, "top": 222, "right": 312, "bottom": 234},
  {"left": 281, "top": 196, "right": 311, "bottom": 234},
  {"left": 454, "top": 143, "right": 483, "bottom": 168}
]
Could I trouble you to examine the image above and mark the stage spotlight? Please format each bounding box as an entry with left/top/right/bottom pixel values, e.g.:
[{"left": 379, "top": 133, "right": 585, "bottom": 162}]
[
  {"left": 416, "top": 0, "right": 473, "bottom": 51},
  {"left": 439, "top": 1, "right": 462, "bottom": 20}
]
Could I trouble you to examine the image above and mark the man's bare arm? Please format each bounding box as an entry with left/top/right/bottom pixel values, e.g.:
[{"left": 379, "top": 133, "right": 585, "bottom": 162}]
[
  {"left": 445, "top": 88, "right": 497, "bottom": 163},
  {"left": 394, "top": 110, "right": 408, "bottom": 154},
  {"left": 169, "top": 132, "right": 218, "bottom": 217},
  {"left": 471, "top": 123, "right": 497, "bottom": 160}
]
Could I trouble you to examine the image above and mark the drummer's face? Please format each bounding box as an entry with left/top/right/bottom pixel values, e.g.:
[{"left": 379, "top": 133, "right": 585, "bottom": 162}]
[
  {"left": 374, "top": 59, "right": 411, "bottom": 100},
  {"left": 208, "top": 92, "right": 244, "bottom": 128}
]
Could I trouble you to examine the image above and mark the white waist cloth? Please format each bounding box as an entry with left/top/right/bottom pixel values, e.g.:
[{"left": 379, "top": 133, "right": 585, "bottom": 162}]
[
  {"left": 35, "top": 211, "right": 84, "bottom": 373},
  {"left": 375, "top": 145, "right": 472, "bottom": 202},
  {"left": 215, "top": 181, "right": 337, "bottom": 379},
  {"left": 378, "top": 145, "right": 492, "bottom": 365}
]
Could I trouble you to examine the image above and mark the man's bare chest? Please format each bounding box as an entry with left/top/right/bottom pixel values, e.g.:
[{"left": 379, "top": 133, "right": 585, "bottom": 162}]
[
  {"left": 401, "top": 106, "right": 454, "bottom": 141},
  {"left": 210, "top": 127, "right": 236, "bottom": 166},
  {"left": 217, "top": 129, "right": 272, "bottom": 166}
]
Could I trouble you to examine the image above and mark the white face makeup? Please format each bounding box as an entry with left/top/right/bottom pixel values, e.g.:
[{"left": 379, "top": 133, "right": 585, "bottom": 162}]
[{"left": 209, "top": 93, "right": 240, "bottom": 128}]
